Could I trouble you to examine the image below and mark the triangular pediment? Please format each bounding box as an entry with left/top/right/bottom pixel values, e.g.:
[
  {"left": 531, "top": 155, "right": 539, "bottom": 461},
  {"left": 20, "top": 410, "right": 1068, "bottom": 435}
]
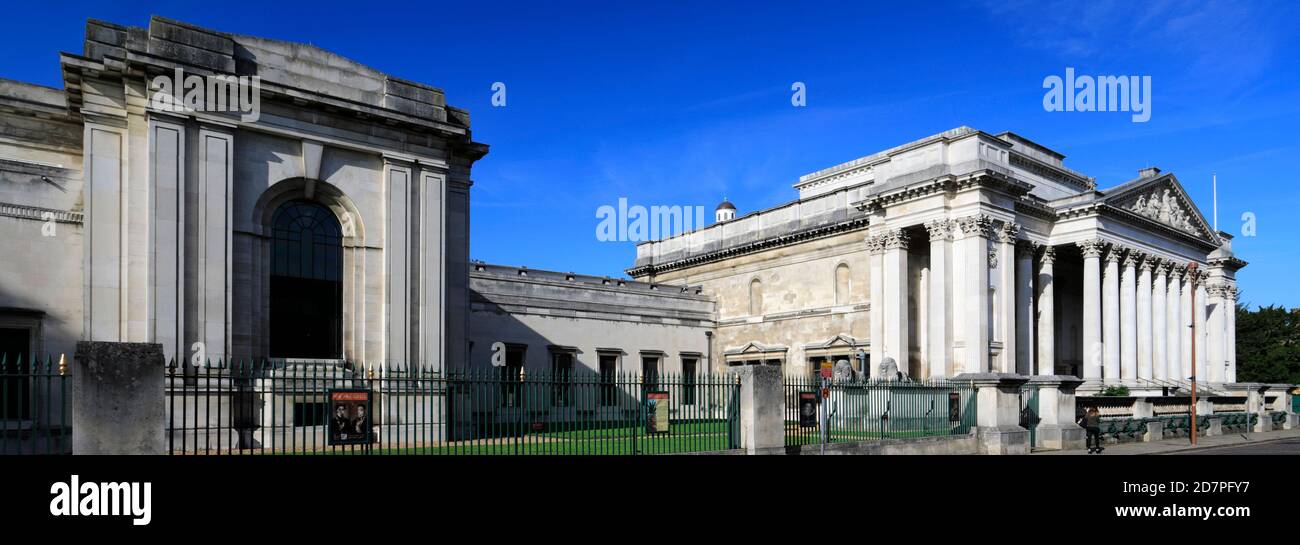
[
  {"left": 805, "top": 334, "right": 863, "bottom": 350},
  {"left": 724, "top": 341, "right": 788, "bottom": 355},
  {"left": 1102, "top": 174, "right": 1217, "bottom": 243}
]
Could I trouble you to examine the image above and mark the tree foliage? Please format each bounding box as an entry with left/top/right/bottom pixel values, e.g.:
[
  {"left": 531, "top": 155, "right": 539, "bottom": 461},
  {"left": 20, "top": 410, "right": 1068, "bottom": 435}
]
[{"left": 1235, "top": 304, "right": 1300, "bottom": 384}]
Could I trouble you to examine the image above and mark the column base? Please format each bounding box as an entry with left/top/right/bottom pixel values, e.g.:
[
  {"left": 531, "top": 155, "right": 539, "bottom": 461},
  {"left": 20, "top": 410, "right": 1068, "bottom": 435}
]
[
  {"left": 975, "top": 426, "right": 1029, "bottom": 455},
  {"left": 1035, "top": 423, "right": 1084, "bottom": 451}
]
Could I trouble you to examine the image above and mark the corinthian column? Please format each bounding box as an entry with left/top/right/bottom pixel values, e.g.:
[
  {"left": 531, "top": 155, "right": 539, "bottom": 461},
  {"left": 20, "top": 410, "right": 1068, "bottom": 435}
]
[
  {"left": 1036, "top": 245, "right": 1056, "bottom": 376},
  {"left": 925, "top": 220, "right": 952, "bottom": 378},
  {"left": 1078, "top": 239, "right": 1104, "bottom": 380},
  {"left": 1151, "top": 259, "right": 1167, "bottom": 381},
  {"left": 1103, "top": 245, "right": 1122, "bottom": 381},
  {"left": 1179, "top": 267, "right": 1194, "bottom": 381},
  {"left": 1166, "top": 264, "right": 1183, "bottom": 382},
  {"left": 883, "top": 229, "right": 911, "bottom": 376},
  {"left": 1120, "top": 249, "right": 1138, "bottom": 381},
  {"left": 1137, "top": 255, "right": 1154, "bottom": 381}
]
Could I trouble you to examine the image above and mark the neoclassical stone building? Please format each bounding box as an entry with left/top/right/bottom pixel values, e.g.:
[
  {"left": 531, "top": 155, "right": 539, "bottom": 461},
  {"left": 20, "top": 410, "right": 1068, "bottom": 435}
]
[
  {"left": 0, "top": 17, "right": 485, "bottom": 367},
  {"left": 630, "top": 127, "right": 1246, "bottom": 391}
]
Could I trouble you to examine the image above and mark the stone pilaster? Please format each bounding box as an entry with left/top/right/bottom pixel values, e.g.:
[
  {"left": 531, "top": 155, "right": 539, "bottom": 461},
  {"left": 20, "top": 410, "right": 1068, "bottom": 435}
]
[
  {"left": 955, "top": 215, "right": 993, "bottom": 374},
  {"left": 996, "top": 223, "right": 1019, "bottom": 375},
  {"left": 1225, "top": 285, "right": 1238, "bottom": 382},
  {"left": 867, "top": 233, "right": 886, "bottom": 374},
  {"left": 1206, "top": 282, "right": 1228, "bottom": 383},
  {"left": 925, "top": 220, "right": 952, "bottom": 378},
  {"left": 882, "top": 228, "right": 910, "bottom": 376}
]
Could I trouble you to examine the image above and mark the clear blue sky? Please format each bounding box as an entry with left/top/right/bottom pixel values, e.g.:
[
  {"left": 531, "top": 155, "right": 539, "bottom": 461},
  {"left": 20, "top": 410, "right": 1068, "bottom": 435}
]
[{"left": 3, "top": 1, "right": 1298, "bottom": 308}]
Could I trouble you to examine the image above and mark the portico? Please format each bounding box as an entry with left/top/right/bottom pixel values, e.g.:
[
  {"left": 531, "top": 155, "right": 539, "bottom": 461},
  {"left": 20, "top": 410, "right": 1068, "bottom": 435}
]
[{"left": 632, "top": 127, "right": 1246, "bottom": 393}]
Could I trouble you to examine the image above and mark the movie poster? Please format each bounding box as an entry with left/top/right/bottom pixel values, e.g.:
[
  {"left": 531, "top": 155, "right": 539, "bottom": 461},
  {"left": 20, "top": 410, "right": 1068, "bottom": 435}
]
[
  {"left": 646, "top": 391, "right": 669, "bottom": 434},
  {"left": 799, "top": 392, "right": 818, "bottom": 428},
  {"left": 328, "top": 389, "right": 372, "bottom": 446}
]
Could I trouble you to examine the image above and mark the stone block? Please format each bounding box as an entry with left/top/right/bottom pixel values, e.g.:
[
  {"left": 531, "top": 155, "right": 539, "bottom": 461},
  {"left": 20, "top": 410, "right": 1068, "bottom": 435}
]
[{"left": 73, "top": 341, "right": 166, "bottom": 454}]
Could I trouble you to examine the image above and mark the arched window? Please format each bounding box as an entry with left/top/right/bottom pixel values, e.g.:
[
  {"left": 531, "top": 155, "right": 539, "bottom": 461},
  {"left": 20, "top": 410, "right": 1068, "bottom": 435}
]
[
  {"left": 835, "top": 264, "right": 851, "bottom": 305},
  {"left": 749, "top": 278, "right": 763, "bottom": 316},
  {"left": 270, "top": 200, "right": 343, "bottom": 358}
]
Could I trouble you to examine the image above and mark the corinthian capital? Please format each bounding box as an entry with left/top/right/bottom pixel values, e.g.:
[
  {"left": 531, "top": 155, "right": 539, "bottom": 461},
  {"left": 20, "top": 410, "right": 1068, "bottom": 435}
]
[
  {"left": 998, "top": 221, "right": 1021, "bottom": 243},
  {"left": 924, "top": 219, "right": 952, "bottom": 242},
  {"left": 865, "top": 234, "right": 887, "bottom": 254},
  {"left": 1103, "top": 245, "right": 1125, "bottom": 264},
  {"left": 883, "top": 229, "right": 910, "bottom": 250},
  {"left": 1039, "top": 245, "right": 1056, "bottom": 265},
  {"left": 956, "top": 214, "right": 994, "bottom": 238},
  {"left": 1077, "top": 239, "right": 1105, "bottom": 258}
]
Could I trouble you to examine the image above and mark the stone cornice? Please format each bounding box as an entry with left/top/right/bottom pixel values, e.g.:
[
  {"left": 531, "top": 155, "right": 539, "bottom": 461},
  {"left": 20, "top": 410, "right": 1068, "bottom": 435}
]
[
  {"left": 625, "top": 217, "right": 869, "bottom": 277},
  {"left": 1008, "top": 151, "right": 1095, "bottom": 192},
  {"left": 1208, "top": 256, "right": 1248, "bottom": 272},
  {"left": 0, "top": 201, "right": 83, "bottom": 224}
]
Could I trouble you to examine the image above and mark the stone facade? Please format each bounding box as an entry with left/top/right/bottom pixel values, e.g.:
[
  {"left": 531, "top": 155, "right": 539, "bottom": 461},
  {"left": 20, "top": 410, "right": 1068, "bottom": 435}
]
[
  {"left": 467, "top": 263, "right": 714, "bottom": 376},
  {"left": 630, "top": 127, "right": 1247, "bottom": 392},
  {"left": 0, "top": 16, "right": 486, "bottom": 368}
]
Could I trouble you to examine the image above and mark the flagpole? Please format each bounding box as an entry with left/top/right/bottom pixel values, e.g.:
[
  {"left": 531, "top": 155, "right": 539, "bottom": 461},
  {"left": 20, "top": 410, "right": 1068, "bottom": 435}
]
[{"left": 1212, "top": 172, "right": 1218, "bottom": 233}]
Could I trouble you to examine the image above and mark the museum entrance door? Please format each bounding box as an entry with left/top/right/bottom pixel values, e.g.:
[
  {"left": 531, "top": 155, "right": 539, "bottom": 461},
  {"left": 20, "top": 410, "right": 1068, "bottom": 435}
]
[{"left": 269, "top": 200, "right": 343, "bottom": 359}]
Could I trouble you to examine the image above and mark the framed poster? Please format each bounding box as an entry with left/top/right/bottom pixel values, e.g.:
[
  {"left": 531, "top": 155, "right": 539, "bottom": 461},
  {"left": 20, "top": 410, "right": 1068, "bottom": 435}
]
[
  {"left": 948, "top": 392, "right": 961, "bottom": 422},
  {"left": 798, "top": 392, "right": 818, "bottom": 428},
  {"left": 646, "top": 390, "right": 670, "bottom": 434},
  {"left": 328, "top": 388, "right": 372, "bottom": 446}
]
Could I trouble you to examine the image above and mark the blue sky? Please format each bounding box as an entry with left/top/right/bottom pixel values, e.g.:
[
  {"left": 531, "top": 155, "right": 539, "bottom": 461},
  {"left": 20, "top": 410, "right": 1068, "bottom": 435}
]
[{"left": 3, "top": 1, "right": 1298, "bottom": 307}]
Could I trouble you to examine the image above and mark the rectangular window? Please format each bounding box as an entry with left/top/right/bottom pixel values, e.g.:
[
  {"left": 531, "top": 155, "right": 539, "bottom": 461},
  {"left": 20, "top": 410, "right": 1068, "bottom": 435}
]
[
  {"left": 0, "top": 327, "right": 32, "bottom": 420},
  {"left": 599, "top": 353, "right": 618, "bottom": 406},
  {"left": 550, "top": 351, "right": 574, "bottom": 406},
  {"left": 642, "top": 355, "right": 660, "bottom": 391},
  {"left": 500, "top": 345, "right": 525, "bottom": 407},
  {"left": 682, "top": 357, "right": 697, "bottom": 405}
]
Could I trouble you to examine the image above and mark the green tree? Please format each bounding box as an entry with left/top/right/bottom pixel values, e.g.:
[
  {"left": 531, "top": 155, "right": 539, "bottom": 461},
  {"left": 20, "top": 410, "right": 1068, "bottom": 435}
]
[{"left": 1235, "top": 304, "right": 1300, "bottom": 384}]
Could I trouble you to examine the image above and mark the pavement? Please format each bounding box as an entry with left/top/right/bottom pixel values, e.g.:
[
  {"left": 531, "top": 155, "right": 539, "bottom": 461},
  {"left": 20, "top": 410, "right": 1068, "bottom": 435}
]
[{"left": 1033, "top": 428, "right": 1300, "bottom": 455}]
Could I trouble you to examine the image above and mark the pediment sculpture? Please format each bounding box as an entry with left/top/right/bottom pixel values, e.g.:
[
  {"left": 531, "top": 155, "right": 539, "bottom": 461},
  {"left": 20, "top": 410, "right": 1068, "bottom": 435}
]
[{"left": 1130, "top": 188, "right": 1198, "bottom": 235}]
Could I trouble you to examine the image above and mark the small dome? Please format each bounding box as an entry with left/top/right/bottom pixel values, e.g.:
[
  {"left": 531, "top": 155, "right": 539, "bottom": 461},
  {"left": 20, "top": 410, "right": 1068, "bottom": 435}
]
[{"left": 716, "top": 200, "right": 736, "bottom": 211}]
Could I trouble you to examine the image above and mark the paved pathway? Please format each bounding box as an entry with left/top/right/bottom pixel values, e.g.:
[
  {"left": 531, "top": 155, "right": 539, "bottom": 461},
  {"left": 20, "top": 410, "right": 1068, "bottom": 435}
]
[{"left": 1033, "top": 428, "right": 1300, "bottom": 455}]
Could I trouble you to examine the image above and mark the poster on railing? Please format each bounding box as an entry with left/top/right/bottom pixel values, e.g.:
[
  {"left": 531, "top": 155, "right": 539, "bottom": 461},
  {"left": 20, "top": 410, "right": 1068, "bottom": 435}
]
[
  {"left": 646, "top": 391, "right": 669, "bottom": 434},
  {"left": 799, "top": 392, "right": 818, "bottom": 428},
  {"left": 328, "top": 389, "right": 372, "bottom": 446}
]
